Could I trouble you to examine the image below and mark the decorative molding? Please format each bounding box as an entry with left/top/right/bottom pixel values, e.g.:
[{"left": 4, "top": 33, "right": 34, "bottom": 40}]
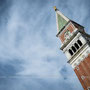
[
  {"left": 70, "top": 46, "right": 90, "bottom": 69},
  {"left": 63, "top": 32, "right": 81, "bottom": 52}
]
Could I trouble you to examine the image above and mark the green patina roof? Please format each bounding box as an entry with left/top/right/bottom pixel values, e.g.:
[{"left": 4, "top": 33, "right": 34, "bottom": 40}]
[{"left": 57, "top": 14, "right": 68, "bottom": 31}]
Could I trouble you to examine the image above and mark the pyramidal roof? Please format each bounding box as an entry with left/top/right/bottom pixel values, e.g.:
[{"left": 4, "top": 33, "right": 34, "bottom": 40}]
[{"left": 54, "top": 6, "right": 69, "bottom": 32}]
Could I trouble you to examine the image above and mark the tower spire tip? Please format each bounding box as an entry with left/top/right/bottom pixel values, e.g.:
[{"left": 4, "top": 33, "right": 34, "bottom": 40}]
[{"left": 53, "top": 6, "right": 58, "bottom": 11}]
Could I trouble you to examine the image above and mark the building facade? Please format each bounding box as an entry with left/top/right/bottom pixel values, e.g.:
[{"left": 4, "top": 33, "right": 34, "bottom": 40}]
[{"left": 54, "top": 6, "right": 90, "bottom": 90}]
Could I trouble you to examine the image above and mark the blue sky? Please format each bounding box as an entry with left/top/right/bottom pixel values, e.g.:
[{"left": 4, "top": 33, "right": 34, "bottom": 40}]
[{"left": 0, "top": 0, "right": 90, "bottom": 90}]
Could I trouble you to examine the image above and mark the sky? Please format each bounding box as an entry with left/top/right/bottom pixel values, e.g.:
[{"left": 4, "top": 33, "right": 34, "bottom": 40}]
[{"left": 0, "top": 0, "right": 90, "bottom": 90}]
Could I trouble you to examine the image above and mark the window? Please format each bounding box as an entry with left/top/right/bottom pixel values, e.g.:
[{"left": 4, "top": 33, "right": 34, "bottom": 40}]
[
  {"left": 76, "top": 66, "right": 79, "bottom": 70},
  {"left": 72, "top": 46, "right": 76, "bottom": 53},
  {"left": 69, "top": 49, "right": 73, "bottom": 56},
  {"left": 77, "top": 40, "right": 82, "bottom": 46},
  {"left": 81, "top": 76, "right": 85, "bottom": 80},
  {"left": 68, "top": 39, "right": 83, "bottom": 57},
  {"left": 74, "top": 43, "right": 79, "bottom": 49}
]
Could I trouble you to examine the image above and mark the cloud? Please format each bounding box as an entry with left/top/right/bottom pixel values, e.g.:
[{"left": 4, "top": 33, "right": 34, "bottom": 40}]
[{"left": 0, "top": 0, "right": 89, "bottom": 90}]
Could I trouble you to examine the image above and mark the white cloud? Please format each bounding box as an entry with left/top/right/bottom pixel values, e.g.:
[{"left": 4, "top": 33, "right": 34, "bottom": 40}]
[{"left": 0, "top": 0, "right": 89, "bottom": 90}]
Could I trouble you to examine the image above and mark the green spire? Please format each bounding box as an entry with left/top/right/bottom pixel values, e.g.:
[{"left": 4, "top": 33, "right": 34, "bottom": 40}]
[
  {"left": 54, "top": 6, "right": 69, "bottom": 32},
  {"left": 57, "top": 13, "right": 68, "bottom": 31}
]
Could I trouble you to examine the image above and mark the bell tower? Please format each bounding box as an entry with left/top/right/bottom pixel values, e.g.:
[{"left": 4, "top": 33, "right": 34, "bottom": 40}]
[{"left": 54, "top": 6, "right": 90, "bottom": 90}]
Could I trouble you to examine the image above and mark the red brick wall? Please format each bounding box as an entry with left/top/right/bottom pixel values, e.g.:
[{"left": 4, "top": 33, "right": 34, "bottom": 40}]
[
  {"left": 59, "top": 23, "right": 75, "bottom": 43},
  {"left": 74, "top": 54, "right": 90, "bottom": 90}
]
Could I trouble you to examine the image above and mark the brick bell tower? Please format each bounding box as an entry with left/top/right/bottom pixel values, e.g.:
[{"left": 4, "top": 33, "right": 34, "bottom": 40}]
[{"left": 54, "top": 6, "right": 90, "bottom": 90}]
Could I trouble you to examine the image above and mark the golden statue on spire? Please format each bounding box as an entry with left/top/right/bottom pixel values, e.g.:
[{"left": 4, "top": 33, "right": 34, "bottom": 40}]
[{"left": 53, "top": 6, "right": 58, "bottom": 11}]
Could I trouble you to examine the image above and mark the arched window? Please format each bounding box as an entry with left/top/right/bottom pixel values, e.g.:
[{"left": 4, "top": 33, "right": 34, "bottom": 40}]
[
  {"left": 77, "top": 40, "right": 83, "bottom": 46},
  {"left": 74, "top": 43, "right": 79, "bottom": 49},
  {"left": 72, "top": 46, "right": 76, "bottom": 53},
  {"left": 69, "top": 49, "right": 73, "bottom": 56}
]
